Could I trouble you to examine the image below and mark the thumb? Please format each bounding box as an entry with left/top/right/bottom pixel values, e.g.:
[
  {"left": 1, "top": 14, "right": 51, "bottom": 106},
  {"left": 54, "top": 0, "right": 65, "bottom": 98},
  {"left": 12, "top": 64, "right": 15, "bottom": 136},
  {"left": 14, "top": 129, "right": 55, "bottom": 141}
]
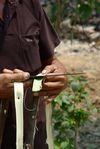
[{"left": 42, "top": 65, "right": 57, "bottom": 75}]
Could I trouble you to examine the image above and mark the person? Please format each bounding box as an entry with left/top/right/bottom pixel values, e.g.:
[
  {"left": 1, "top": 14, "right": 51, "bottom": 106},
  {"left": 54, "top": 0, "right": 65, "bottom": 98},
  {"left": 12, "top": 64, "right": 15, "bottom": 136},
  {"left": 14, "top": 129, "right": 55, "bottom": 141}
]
[{"left": 0, "top": 0, "right": 67, "bottom": 149}]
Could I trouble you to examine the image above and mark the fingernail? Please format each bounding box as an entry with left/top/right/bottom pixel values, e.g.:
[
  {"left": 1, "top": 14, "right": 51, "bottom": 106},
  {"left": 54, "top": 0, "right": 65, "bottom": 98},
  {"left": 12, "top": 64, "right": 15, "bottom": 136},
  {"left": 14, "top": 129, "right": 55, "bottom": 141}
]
[
  {"left": 42, "top": 70, "right": 47, "bottom": 74},
  {"left": 24, "top": 73, "right": 30, "bottom": 79}
]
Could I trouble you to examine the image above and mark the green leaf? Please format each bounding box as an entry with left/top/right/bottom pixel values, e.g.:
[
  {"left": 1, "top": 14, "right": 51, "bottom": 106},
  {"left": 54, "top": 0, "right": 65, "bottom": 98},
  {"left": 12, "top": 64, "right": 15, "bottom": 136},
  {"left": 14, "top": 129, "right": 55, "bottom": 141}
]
[
  {"left": 61, "top": 141, "right": 68, "bottom": 149},
  {"left": 95, "top": 1, "right": 100, "bottom": 14},
  {"left": 70, "top": 81, "right": 81, "bottom": 92},
  {"left": 77, "top": 3, "right": 92, "bottom": 21}
]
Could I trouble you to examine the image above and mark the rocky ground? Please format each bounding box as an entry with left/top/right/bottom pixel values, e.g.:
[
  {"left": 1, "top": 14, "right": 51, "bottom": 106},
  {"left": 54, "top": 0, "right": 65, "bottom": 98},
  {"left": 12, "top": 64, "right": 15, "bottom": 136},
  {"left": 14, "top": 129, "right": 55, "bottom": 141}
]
[
  {"left": 56, "top": 27, "right": 100, "bottom": 106},
  {"left": 55, "top": 27, "right": 100, "bottom": 148}
]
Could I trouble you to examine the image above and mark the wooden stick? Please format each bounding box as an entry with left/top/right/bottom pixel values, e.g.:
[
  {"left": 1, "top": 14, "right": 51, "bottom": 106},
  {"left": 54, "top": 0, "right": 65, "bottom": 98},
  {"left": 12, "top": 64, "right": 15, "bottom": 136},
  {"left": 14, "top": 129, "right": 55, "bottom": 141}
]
[{"left": 30, "top": 72, "right": 85, "bottom": 79}]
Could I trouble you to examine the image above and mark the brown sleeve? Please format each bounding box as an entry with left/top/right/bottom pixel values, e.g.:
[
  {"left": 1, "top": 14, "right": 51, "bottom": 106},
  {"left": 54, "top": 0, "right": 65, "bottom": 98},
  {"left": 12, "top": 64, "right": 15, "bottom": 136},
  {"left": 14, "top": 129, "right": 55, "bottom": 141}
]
[{"left": 33, "top": 0, "right": 60, "bottom": 61}]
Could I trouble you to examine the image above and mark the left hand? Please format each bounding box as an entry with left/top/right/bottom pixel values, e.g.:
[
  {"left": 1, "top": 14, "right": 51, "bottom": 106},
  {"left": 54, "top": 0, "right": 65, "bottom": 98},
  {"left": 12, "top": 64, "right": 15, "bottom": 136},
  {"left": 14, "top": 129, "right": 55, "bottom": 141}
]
[
  {"left": 34, "top": 57, "right": 67, "bottom": 103},
  {"left": 0, "top": 69, "right": 30, "bottom": 99}
]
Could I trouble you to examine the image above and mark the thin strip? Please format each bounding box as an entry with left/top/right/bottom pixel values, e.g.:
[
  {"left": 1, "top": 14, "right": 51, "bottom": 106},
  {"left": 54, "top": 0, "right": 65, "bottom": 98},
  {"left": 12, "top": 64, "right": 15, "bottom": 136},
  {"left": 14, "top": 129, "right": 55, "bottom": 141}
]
[
  {"left": 30, "top": 72, "right": 85, "bottom": 79},
  {"left": 14, "top": 82, "right": 24, "bottom": 149},
  {"left": 46, "top": 103, "right": 54, "bottom": 149}
]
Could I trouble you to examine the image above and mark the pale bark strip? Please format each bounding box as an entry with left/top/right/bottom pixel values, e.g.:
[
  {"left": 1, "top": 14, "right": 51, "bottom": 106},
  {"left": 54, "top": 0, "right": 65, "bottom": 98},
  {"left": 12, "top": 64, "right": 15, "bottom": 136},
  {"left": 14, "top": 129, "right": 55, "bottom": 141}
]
[
  {"left": 46, "top": 103, "right": 54, "bottom": 149},
  {"left": 14, "top": 82, "right": 24, "bottom": 149}
]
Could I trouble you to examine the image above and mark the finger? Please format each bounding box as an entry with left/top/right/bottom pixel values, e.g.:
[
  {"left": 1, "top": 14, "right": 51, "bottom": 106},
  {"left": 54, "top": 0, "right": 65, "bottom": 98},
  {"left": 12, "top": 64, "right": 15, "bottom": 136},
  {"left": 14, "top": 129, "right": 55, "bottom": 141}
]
[
  {"left": 5, "top": 82, "right": 14, "bottom": 88},
  {"left": 3, "top": 69, "right": 13, "bottom": 74},
  {"left": 13, "top": 69, "right": 30, "bottom": 80},
  {"left": 33, "top": 89, "right": 61, "bottom": 97},
  {"left": 45, "top": 89, "right": 62, "bottom": 96},
  {"left": 13, "top": 69, "right": 24, "bottom": 73},
  {"left": 8, "top": 73, "right": 30, "bottom": 82},
  {"left": 33, "top": 91, "right": 45, "bottom": 96},
  {"left": 43, "top": 81, "right": 66, "bottom": 90},
  {"left": 42, "top": 65, "right": 57, "bottom": 74},
  {"left": 44, "top": 75, "right": 67, "bottom": 82}
]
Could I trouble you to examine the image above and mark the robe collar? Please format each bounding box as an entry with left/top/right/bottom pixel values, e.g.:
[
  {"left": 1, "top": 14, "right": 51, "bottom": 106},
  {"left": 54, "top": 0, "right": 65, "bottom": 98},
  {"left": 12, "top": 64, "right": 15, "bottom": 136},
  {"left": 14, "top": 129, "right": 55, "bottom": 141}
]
[
  {"left": 8, "top": 0, "right": 22, "bottom": 7},
  {"left": 7, "top": 0, "right": 22, "bottom": 20}
]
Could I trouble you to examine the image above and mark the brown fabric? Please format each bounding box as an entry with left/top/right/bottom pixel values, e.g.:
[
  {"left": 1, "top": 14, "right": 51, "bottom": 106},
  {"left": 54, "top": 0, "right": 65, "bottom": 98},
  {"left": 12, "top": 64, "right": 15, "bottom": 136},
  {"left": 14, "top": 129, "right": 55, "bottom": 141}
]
[
  {"left": 34, "top": 122, "right": 48, "bottom": 149},
  {"left": 0, "top": 0, "right": 60, "bottom": 148},
  {"left": 0, "top": 0, "right": 60, "bottom": 74},
  {"left": 1, "top": 120, "right": 48, "bottom": 149},
  {"left": 1, "top": 96, "right": 40, "bottom": 149},
  {"left": 1, "top": 101, "right": 16, "bottom": 149},
  {"left": 0, "top": 100, "right": 9, "bottom": 145}
]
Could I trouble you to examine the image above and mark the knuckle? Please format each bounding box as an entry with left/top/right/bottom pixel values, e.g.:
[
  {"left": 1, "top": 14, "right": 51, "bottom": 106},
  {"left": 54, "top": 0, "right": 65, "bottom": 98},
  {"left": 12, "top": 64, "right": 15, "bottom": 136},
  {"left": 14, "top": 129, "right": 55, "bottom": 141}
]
[
  {"left": 4, "top": 74, "right": 9, "bottom": 80},
  {"left": 63, "top": 75, "right": 67, "bottom": 81},
  {"left": 13, "top": 69, "right": 18, "bottom": 72},
  {"left": 18, "top": 74, "right": 25, "bottom": 80}
]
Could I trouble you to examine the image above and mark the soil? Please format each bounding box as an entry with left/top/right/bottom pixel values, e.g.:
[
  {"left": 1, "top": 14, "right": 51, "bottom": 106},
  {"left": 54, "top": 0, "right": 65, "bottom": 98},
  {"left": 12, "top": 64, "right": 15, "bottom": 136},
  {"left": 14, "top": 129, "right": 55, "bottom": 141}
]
[
  {"left": 56, "top": 37, "right": 100, "bottom": 149},
  {"left": 56, "top": 38, "right": 100, "bottom": 105}
]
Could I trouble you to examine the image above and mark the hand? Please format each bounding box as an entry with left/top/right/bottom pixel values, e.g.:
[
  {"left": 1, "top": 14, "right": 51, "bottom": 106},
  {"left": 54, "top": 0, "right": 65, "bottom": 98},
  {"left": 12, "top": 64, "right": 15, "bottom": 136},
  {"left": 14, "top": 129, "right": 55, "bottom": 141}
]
[
  {"left": 0, "top": 69, "right": 30, "bottom": 99},
  {"left": 33, "top": 57, "right": 67, "bottom": 103}
]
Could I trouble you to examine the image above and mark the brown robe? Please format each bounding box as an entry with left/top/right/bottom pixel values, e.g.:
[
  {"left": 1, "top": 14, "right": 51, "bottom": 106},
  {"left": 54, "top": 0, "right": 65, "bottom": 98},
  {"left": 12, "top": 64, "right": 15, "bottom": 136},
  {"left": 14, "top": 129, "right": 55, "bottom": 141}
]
[{"left": 0, "top": 0, "right": 60, "bottom": 148}]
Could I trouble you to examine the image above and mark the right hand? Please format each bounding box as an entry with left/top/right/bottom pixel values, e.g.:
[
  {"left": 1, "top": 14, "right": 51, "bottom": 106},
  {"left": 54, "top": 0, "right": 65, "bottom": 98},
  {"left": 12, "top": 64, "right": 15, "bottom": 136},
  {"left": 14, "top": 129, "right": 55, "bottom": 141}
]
[{"left": 0, "top": 69, "right": 30, "bottom": 99}]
